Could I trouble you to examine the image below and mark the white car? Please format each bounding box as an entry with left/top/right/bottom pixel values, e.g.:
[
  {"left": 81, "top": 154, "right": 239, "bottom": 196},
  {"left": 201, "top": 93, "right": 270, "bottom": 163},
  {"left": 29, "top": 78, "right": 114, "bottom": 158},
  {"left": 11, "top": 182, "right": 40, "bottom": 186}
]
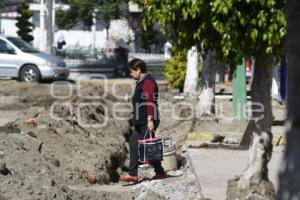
[{"left": 0, "top": 35, "right": 69, "bottom": 82}]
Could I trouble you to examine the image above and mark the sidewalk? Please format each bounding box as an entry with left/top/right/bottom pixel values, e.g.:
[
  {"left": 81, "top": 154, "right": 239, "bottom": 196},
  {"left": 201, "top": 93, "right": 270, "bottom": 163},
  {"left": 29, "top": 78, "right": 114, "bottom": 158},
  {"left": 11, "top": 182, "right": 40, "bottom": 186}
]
[{"left": 188, "top": 146, "right": 283, "bottom": 200}]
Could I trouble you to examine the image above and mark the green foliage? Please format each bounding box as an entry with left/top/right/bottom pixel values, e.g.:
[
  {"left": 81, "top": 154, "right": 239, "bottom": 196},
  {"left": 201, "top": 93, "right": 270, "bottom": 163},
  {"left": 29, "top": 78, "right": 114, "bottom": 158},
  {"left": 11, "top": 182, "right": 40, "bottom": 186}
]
[
  {"left": 98, "top": 0, "right": 119, "bottom": 29},
  {"left": 210, "top": 0, "right": 286, "bottom": 62},
  {"left": 15, "top": 0, "right": 34, "bottom": 43},
  {"left": 0, "top": 0, "right": 6, "bottom": 8},
  {"left": 56, "top": 0, "right": 127, "bottom": 30},
  {"left": 56, "top": 8, "right": 78, "bottom": 30},
  {"left": 164, "top": 49, "right": 202, "bottom": 91},
  {"left": 56, "top": 0, "right": 93, "bottom": 30},
  {"left": 130, "top": 0, "right": 144, "bottom": 7},
  {"left": 164, "top": 51, "right": 187, "bottom": 91},
  {"left": 143, "top": 0, "right": 286, "bottom": 64},
  {"left": 140, "top": 22, "right": 159, "bottom": 51}
]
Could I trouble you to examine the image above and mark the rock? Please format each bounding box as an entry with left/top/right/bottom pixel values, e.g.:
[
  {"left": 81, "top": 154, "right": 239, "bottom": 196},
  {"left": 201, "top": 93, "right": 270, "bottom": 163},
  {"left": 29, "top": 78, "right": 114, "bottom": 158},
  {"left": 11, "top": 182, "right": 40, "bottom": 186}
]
[
  {"left": 224, "top": 138, "right": 240, "bottom": 144},
  {"left": 49, "top": 157, "right": 60, "bottom": 167},
  {"left": 23, "top": 119, "right": 37, "bottom": 128},
  {"left": 80, "top": 169, "right": 109, "bottom": 184},
  {"left": 50, "top": 179, "right": 56, "bottom": 186},
  {"left": 38, "top": 142, "right": 43, "bottom": 153},
  {"left": 211, "top": 134, "right": 225, "bottom": 143},
  {"left": 27, "top": 131, "right": 37, "bottom": 138},
  {"left": 44, "top": 155, "right": 60, "bottom": 167},
  {"left": 0, "top": 161, "right": 10, "bottom": 175}
]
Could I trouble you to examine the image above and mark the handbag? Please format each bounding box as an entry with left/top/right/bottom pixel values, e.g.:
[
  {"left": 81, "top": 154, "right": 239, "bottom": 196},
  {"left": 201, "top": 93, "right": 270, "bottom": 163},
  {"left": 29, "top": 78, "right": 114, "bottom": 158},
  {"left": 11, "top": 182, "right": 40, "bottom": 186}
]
[{"left": 138, "top": 129, "right": 163, "bottom": 163}]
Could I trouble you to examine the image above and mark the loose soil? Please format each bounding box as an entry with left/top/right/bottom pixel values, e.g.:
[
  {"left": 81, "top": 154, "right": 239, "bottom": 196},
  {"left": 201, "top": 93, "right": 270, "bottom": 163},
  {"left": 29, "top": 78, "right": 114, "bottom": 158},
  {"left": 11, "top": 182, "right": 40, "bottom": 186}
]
[{"left": 0, "top": 80, "right": 199, "bottom": 200}]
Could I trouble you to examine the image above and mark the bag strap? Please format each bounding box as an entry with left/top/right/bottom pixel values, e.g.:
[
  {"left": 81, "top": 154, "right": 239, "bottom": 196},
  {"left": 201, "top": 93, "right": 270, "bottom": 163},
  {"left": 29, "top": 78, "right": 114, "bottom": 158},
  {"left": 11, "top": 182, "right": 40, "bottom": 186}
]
[{"left": 143, "top": 129, "right": 155, "bottom": 139}]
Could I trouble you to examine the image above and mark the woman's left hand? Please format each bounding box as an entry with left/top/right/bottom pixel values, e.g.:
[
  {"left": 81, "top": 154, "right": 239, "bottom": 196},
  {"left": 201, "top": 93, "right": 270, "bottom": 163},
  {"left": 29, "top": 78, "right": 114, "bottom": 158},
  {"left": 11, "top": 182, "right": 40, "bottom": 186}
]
[{"left": 147, "top": 120, "right": 154, "bottom": 131}]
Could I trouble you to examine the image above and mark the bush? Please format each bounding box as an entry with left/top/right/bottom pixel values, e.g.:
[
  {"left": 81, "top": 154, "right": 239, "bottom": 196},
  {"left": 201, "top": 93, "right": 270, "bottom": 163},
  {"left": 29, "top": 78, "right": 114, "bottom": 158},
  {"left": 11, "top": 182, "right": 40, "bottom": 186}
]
[
  {"left": 15, "top": 0, "right": 34, "bottom": 43},
  {"left": 163, "top": 50, "right": 202, "bottom": 92}
]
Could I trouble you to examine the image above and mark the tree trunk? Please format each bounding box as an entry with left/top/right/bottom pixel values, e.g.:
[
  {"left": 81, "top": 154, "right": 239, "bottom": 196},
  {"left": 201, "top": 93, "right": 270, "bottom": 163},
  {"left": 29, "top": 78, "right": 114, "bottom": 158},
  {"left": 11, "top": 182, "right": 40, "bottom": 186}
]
[
  {"left": 106, "top": 28, "right": 109, "bottom": 42},
  {"left": 196, "top": 49, "right": 216, "bottom": 117},
  {"left": 183, "top": 46, "right": 199, "bottom": 95},
  {"left": 278, "top": 0, "right": 300, "bottom": 199},
  {"left": 227, "top": 54, "right": 275, "bottom": 199},
  {"left": 271, "top": 62, "right": 280, "bottom": 101},
  {"left": 215, "top": 63, "right": 225, "bottom": 83}
]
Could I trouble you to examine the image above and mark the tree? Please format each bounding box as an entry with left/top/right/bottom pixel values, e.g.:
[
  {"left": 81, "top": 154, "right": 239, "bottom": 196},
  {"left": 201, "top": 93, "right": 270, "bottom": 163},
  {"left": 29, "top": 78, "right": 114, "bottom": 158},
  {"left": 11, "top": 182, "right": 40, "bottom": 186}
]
[
  {"left": 15, "top": 0, "right": 34, "bottom": 43},
  {"left": 143, "top": 1, "right": 221, "bottom": 115},
  {"left": 143, "top": 0, "right": 286, "bottom": 198},
  {"left": 56, "top": 0, "right": 131, "bottom": 48},
  {"left": 56, "top": 0, "right": 133, "bottom": 49},
  {"left": 277, "top": 1, "right": 300, "bottom": 199},
  {"left": 56, "top": 0, "right": 94, "bottom": 30},
  {"left": 211, "top": 1, "right": 286, "bottom": 198},
  {"left": 97, "top": 0, "right": 119, "bottom": 42}
]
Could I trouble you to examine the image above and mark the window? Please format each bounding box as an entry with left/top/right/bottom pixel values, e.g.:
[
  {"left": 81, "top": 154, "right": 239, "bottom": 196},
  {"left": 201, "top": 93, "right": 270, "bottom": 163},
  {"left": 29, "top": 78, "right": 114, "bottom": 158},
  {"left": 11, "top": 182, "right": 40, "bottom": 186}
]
[
  {"left": 0, "top": 39, "right": 14, "bottom": 53},
  {"left": 7, "top": 37, "right": 38, "bottom": 53},
  {"left": 0, "top": 40, "right": 8, "bottom": 53}
]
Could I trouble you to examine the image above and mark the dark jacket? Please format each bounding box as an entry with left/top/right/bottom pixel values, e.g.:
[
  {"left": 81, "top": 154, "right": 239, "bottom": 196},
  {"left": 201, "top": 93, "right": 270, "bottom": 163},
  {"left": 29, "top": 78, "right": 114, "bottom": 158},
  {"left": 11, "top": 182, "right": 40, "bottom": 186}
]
[{"left": 132, "top": 73, "right": 160, "bottom": 126}]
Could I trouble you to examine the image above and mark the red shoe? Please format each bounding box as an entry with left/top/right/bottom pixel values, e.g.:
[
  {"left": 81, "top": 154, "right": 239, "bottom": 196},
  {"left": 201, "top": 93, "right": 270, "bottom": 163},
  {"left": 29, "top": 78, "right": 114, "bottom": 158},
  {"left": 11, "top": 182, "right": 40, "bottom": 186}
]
[
  {"left": 119, "top": 175, "right": 138, "bottom": 182},
  {"left": 152, "top": 172, "right": 167, "bottom": 180}
]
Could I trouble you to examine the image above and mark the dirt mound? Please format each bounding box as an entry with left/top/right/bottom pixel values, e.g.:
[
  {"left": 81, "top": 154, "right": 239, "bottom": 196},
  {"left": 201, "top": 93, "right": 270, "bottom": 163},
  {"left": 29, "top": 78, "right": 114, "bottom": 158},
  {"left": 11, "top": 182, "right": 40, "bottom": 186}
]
[{"left": 0, "top": 81, "right": 131, "bottom": 200}]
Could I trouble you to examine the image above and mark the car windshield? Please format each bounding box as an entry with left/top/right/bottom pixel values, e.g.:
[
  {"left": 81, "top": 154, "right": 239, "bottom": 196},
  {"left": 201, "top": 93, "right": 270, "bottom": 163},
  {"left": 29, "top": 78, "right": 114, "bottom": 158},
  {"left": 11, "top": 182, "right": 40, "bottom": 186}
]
[{"left": 7, "top": 37, "right": 39, "bottom": 53}]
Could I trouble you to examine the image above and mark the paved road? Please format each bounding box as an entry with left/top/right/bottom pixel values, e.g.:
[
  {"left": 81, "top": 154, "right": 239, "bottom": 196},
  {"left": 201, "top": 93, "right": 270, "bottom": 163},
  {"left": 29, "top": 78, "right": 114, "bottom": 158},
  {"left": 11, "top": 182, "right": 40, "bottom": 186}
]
[{"left": 188, "top": 146, "right": 283, "bottom": 200}]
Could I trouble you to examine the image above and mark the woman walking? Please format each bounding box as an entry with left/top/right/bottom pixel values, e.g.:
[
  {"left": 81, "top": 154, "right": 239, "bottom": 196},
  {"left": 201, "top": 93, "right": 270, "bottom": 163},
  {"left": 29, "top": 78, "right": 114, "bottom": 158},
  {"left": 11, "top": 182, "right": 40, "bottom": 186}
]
[{"left": 119, "top": 58, "right": 166, "bottom": 182}]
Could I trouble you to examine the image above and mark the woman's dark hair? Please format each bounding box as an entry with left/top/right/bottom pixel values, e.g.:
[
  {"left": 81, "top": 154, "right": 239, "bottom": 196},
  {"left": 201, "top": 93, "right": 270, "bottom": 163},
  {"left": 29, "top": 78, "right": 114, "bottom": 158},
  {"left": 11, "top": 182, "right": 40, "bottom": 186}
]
[{"left": 128, "top": 58, "right": 147, "bottom": 73}]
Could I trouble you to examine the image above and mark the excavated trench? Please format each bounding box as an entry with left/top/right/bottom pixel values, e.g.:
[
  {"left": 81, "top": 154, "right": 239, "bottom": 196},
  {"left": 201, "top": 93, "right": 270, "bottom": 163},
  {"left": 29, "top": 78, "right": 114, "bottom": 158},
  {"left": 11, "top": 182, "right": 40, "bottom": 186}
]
[
  {"left": 0, "top": 81, "right": 134, "bottom": 199},
  {"left": 0, "top": 81, "right": 196, "bottom": 200}
]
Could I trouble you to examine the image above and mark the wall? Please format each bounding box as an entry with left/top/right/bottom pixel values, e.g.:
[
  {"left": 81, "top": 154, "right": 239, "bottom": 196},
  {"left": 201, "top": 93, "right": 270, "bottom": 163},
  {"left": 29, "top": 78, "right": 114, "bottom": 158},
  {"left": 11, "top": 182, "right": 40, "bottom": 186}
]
[{"left": 2, "top": 18, "right": 109, "bottom": 49}]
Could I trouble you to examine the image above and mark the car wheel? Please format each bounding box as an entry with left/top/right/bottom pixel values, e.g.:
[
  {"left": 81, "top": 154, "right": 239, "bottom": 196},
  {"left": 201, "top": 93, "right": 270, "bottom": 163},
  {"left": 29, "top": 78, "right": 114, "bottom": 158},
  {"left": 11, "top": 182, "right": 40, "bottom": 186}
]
[{"left": 20, "top": 65, "right": 41, "bottom": 82}]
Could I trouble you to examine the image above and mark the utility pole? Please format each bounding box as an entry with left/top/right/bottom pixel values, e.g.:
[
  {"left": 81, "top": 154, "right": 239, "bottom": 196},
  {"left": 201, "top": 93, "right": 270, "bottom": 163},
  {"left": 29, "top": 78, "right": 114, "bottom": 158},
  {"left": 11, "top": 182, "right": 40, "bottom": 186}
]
[
  {"left": 45, "top": 0, "right": 53, "bottom": 54},
  {"left": 0, "top": 8, "right": 2, "bottom": 35},
  {"left": 52, "top": 0, "right": 55, "bottom": 49},
  {"left": 92, "top": 8, "right": 98, "bottom": 49},
  {"left": 0, "top": 0, "right": 4, "bottom": 34},
  {"left": 91, "top": 8, "right": 98, "bottom": 58},
  {"left": 52, "top": 0, "right": 55, "bottom": 31},
  {"left": 39, "top": 0, "right": 46, "bottom": 51}
]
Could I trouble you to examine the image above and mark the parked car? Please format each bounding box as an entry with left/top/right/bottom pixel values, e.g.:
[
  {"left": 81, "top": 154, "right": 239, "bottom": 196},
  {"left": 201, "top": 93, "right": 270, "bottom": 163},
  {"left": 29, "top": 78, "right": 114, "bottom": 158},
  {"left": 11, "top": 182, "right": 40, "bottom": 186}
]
[
  {"left": 0, "top": 35, "right": 69, "bottom": 82},
  {"left": 66, "top": 55, "right": 129, "bottom": 78},
  {"left": 64, "top": 46, "right": 129, "bottom": 78}
]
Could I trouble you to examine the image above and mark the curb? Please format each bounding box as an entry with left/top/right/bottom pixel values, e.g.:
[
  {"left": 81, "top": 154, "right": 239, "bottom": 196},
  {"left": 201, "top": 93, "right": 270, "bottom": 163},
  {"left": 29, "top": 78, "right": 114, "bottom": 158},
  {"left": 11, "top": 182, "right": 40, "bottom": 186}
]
[
  {"left": 186, "top": 132, "right": 286, "bottom": 145},
  {"left": 77, "top": 79, "right": 134, "bottom": 84}
]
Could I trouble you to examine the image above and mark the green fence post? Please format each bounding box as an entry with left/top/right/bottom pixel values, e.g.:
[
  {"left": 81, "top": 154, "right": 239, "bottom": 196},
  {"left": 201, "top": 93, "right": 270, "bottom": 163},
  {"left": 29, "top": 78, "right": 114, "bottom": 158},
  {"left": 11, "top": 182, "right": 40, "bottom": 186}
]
[{"left": 233, "top": 61, "right": 247, "bottom": 121}]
